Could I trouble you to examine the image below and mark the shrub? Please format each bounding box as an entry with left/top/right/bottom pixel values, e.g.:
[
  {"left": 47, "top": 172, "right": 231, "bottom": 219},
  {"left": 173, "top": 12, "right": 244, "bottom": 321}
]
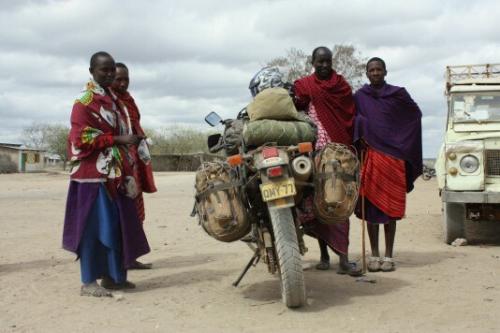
[{"left": 145, "top": 126, "right": 215, "bottom": 155}]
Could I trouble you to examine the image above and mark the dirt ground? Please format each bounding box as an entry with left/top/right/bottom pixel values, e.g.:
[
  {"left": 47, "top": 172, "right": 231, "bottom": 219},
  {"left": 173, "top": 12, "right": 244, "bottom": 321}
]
[{"left": 1, "top": 172, "right": 499, "bottom": 333}]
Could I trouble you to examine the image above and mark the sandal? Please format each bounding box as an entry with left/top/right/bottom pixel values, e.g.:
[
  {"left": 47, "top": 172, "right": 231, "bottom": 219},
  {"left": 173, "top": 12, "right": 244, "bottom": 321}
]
[
  {"left": 337, "top": 261, "right": 363, "bottom": 277},
  {"left": 315, "top": 260, "right": 330, "bottom": 270},
  {"left": 80, "top": 282, "right": 112, "bottom": 297},
  {"left": 367, "top": 257, "right": 381, "bottom": 272},
  {"left": 380, "top": 257, "right": 395, "bottom": 272}
]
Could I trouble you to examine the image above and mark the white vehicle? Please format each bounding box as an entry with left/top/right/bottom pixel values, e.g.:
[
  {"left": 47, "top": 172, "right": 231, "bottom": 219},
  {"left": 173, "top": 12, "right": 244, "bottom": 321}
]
[{"left": 436, "top": 64, "right": 500, "bottom": 244}]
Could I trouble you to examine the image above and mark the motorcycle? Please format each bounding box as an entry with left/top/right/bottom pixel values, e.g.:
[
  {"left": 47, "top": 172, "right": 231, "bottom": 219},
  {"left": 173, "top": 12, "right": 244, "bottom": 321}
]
[{"left": 201, "top": 111, "right": 313, "bottom": 308}]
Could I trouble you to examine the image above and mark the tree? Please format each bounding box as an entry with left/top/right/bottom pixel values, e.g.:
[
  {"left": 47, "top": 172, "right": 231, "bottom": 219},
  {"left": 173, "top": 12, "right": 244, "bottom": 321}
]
[
  {"left": 267, "top": 47, "right": 313, "bottom": 83},
  {"left": 22, "top": 123, "right": 50, "bottom": 149},
  {"left": 331, "top": 44, "right": 365, "bottom": 90},
  {"left": 45, "top": 125, "right": 70, "bottom": 169},
  {"left": 267, "top": 44, "right": 366, "bottom": 89}
]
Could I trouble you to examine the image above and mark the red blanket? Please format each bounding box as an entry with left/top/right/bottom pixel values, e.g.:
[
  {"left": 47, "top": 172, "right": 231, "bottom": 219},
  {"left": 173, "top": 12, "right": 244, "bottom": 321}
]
[
  {"left": 294, "top": 72, "right": 355, "bottom": 145},
  {"left": 360, "top": 147, "right": 406, "bottom": 218},
  {"left": 113, "top": 90, "right": 157, "bottom": 221}
]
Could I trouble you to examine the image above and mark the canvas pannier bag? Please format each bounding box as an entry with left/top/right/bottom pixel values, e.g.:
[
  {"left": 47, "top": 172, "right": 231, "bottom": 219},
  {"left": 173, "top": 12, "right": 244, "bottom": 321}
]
[
  {"left": 223, "top": 119, "right": 245, "bottom": 156},
  {"left": 247, "top": 87, "right": 301, "bottom": 121},
  {"left": 313, "top": 143, "right": 360, "bottom": 224},
  {"left": 194, "top": 161, "right": 250, "bottom": 242},
  {"left": 243, "top": 119, "right": 316, "bottom": 147}
]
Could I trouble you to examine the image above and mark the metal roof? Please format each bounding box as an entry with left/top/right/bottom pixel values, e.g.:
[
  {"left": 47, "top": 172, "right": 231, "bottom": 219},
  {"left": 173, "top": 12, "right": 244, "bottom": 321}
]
[{"left": 0, "top": 144, "right": 46, "bottom": 152}]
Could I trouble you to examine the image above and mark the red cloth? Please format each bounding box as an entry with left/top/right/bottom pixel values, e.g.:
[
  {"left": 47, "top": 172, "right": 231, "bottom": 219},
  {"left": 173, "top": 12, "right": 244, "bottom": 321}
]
[
  {"left": 113, "top": 90, "right": 157, "bottom": 195},
  {"left": 68, "top": 80, "right": 133, "bottom": 194},
  {"left": 112, "top": 90, "right": 157, "bottom": 222},
  {"left": 294, "top": 72, "right": 356, "bottom": 146},
  {"left": 296, "top": 196, "right": 349, "bottom": 255},
  {"left": 293, "top": 72, "right": 356, "bottom": 255},
  {"left": 360, "top": 147, "right": 406, "bottom": 218},
  {"left": 135, "top": 192, "right": 145, "bottom": 222},
  {"left": 116, "top": 91, "right": 144, "bottom": 136}
]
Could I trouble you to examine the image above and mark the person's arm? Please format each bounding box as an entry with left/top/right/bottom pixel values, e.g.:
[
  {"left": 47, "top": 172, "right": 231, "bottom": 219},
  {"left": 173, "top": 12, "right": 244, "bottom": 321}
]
[
  {"left": 292, "top": 79, "right": 311, "bottom": 111},
  {"left": 114, "top": 134, "right": 144, "bottom": 145},
  {"left": 68, "top": 103, "right": 143, "bottom": 161},
  {"left": 398, "top": 88, "right": 422, "bottom": 115}
]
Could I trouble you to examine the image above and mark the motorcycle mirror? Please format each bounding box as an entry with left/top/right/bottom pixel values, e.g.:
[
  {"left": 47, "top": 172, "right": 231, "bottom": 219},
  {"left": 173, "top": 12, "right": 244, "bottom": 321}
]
[
  {"left": 207, "top": 133, "right": 222, "bottom": 150},
  {"left": 205, "top": 112, "right": 223, "bottom": 127}
]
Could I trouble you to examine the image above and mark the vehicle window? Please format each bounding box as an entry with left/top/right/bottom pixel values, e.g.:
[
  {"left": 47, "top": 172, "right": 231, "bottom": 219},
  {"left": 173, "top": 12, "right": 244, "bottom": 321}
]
[{"left": 452, "top": 93, "right": 500, "bottom": 123}]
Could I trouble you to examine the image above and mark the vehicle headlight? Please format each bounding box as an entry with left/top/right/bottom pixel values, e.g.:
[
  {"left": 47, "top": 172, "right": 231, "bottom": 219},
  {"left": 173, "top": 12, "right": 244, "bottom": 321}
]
[{"left": 459, "top": 155, "right": 479, "bottom": 173}]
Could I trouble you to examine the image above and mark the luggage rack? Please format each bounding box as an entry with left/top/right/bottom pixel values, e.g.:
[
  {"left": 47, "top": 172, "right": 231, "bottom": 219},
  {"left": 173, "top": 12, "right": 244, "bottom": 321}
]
[{"left": 446, "top": 63, "right": 500, "bottom": 93}]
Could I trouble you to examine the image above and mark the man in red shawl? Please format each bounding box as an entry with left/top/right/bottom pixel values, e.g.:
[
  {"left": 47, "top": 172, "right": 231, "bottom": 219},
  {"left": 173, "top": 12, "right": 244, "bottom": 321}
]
[
  {"left": 293, "top": 46, "right": 361, "bottom": 276},
  {"left": 112, "top": 62, "right": 157, "bottom": 270}
]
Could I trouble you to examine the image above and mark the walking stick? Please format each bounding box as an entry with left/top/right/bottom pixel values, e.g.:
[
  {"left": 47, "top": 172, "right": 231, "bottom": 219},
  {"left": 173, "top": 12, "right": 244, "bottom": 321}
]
[{"left": 361, "top": 149, "right": 367, "bottom": 274}]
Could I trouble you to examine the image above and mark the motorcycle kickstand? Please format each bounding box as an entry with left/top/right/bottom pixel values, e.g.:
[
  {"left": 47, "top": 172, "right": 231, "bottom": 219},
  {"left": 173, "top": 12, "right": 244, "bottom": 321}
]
[{"left": 232, "top": 251, "right": 260, "bottom": 287}]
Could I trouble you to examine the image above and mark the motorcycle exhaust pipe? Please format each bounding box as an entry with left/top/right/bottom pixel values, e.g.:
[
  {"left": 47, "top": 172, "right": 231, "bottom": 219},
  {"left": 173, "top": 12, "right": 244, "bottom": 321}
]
[{"left": 292, "top": 156, "right": 313, "bottom": 181}]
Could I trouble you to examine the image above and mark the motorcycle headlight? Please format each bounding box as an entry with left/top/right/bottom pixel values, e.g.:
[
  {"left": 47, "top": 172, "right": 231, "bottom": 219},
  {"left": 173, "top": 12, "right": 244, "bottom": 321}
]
[{"left": 459, "top": 155, "right": 479, "bottom": 173}]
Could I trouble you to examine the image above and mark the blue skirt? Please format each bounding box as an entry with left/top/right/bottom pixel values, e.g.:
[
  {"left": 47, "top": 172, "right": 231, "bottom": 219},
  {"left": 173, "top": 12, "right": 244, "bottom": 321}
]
[{"left": 78, "top": 184, "right": 126, "bottom": 284}]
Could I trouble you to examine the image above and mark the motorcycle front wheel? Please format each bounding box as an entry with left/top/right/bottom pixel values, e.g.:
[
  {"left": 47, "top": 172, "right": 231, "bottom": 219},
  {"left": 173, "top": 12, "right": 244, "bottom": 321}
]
[{"left": 268, "top": 207, "right": 306, "bottom": 308}]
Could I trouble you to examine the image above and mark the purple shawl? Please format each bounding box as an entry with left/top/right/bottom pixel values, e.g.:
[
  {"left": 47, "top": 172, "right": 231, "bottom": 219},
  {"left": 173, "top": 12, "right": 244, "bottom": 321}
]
[
  {"left": 62, "top": 182, "right": 150, "bottom": 268},
  {"left": 353, "top": 83, "right": 423, "bottom": 191}
]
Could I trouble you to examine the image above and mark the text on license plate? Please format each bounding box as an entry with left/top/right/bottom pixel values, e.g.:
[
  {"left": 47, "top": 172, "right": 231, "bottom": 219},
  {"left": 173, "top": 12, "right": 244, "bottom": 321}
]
[{"left": 260, "top": 179, "right": 297, "bottom": 202}]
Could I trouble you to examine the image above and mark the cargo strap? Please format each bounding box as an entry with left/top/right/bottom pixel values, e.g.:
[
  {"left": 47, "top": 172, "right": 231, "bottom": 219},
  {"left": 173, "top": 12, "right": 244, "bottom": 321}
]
[
  {"left": 294, "top": 180, "right": 315, "bottom": 188},
  {"left": 195, "top": 181, "right": 243, "bottom": 201},
  {"left": 315, "top": 171, "right": 357, "bottom": 182}
]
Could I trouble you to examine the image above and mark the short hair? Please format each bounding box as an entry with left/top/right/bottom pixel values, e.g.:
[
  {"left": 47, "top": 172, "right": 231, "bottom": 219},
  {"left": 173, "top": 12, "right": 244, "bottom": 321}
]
[
  {"left": 90, "top": 51, "right": 113, "bottom": 69},
  {"left": 312, "top": 46, "right": 332, "bottom": 62},
  {"left": 116, "top": 62, "right": 128, "bottom": 70},
  {"left": 366, "top": 57, "right": 386, "bottom": 70}
]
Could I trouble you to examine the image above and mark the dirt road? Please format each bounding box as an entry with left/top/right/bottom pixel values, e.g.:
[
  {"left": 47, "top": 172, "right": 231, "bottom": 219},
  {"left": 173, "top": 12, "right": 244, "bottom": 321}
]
[{"left": 1, "top": 172, "right": 499, "bottom": 333}]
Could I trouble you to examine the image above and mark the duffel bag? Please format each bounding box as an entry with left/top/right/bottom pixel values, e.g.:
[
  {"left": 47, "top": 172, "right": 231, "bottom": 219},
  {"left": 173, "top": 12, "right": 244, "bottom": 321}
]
[
  {"left": 243, "top": 119, "right": 316, "bottom": 147},
  {"left": 194, "top": 161, "right": 250, "bottom": 242},
  {"left": 246, "top": 87, "right": 300, "bottom": 121}
]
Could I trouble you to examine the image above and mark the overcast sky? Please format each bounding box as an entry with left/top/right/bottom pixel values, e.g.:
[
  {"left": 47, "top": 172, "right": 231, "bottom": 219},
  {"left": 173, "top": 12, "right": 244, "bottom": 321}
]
[{"left": 1, "top": 0, "right": 500, "bottom": 157}]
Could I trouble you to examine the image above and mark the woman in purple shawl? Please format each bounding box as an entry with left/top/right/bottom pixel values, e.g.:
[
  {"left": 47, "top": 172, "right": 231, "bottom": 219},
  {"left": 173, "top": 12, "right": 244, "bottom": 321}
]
[
  {"left": 63, "top": 52, "right": 150, "bottom": 297},
  {"left": 353, "top": 57, "right": 422, "bottom": 272}
]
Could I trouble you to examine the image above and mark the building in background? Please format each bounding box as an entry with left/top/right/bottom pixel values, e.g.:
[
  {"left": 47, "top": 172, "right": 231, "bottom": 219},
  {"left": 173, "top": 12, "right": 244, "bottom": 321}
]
[{"left": 0, "top": 143, "right": 45, "bottom": 172}]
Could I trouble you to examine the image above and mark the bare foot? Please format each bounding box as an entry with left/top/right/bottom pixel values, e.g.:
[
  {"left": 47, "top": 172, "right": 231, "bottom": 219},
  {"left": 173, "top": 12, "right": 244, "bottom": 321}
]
[{"left": 80, "top": 282, "right": 112, "bottom": 297}]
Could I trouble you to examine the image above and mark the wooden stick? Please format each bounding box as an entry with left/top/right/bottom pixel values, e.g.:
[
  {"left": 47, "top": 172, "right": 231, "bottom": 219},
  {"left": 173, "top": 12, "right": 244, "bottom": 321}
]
[{"left": 361, "top": 149, "right": 367, "bottom": 274}]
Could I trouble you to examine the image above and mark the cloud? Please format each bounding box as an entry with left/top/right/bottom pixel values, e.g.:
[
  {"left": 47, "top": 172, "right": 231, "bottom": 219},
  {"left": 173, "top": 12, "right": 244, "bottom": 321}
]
[{"left": 1, "top": 0, "right": 500, "bottom": 158}]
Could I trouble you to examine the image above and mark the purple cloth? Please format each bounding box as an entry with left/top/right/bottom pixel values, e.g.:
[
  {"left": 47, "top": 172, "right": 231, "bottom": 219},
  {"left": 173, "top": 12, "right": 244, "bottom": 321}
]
[
  {"left": 358, "top": 198, "right": 400, "bottom": 224},
  {"left": 62, "top": 181, "right": 150, "bottom": 269},
  {"left": 79, "top": 185, "right": 126, "bottom": 283},
  {"left": 353, "top": 83, "right": 423, "bottom": 192}
]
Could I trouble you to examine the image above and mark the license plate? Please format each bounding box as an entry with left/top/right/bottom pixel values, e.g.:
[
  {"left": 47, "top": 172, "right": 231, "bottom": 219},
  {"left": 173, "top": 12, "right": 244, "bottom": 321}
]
[{"left": 260, "top": 179, "right": 296, "bottom": 202}]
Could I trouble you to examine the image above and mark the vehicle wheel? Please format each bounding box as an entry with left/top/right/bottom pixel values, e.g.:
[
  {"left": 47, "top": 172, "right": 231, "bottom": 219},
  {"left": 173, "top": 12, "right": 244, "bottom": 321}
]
[
  {"left": 268, "top": 207, "right": 306, "bottom": 308},
  {"left": 464, "top": 219, "right": 500, "bottom": 244},
  {"left": 443, "top": 202, "right": 465, "bottom": 244}
]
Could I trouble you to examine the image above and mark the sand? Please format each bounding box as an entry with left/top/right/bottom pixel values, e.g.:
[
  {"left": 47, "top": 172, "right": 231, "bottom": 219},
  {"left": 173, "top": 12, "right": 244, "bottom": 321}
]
[{"left": 0, "top": 172, "right": 499, "bottom": 333}]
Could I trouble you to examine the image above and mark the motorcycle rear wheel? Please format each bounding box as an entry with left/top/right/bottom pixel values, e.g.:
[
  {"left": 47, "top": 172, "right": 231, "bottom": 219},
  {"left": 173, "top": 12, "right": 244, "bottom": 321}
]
[{"left": 269, "top": 207, "right": 306, "bottom": 308}]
